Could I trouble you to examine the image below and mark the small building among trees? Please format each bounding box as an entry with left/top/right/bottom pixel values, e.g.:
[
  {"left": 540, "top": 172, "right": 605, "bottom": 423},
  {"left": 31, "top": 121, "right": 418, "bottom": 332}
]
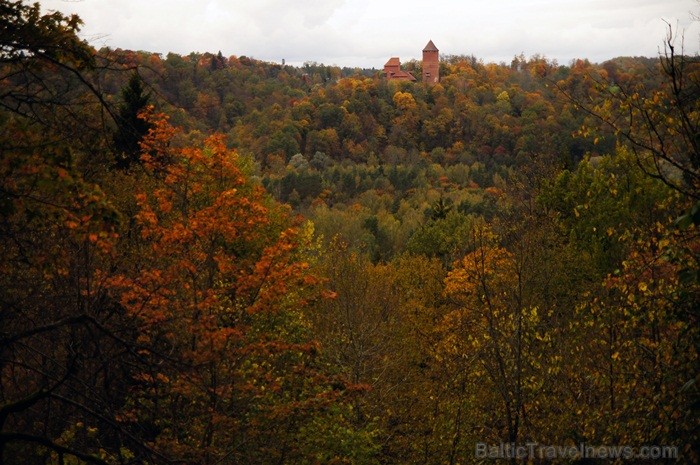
[{"left": 383, "top": 57, "right": 416, "bottom": 82}]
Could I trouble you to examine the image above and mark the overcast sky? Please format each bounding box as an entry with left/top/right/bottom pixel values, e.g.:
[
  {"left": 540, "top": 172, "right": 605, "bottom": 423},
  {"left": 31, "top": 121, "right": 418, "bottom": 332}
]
[{"left": 41, "top": 0, "right": 699, "bottom": 68}]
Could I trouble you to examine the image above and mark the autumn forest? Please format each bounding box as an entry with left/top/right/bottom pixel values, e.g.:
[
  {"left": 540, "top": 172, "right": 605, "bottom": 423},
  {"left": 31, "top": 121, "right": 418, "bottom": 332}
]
[{"left": 0, "top": 1, "right": 698, "bottom": 464}]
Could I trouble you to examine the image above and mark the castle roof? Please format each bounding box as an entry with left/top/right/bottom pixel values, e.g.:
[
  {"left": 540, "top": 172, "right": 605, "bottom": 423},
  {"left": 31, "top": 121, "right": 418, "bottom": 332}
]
[
  {"left": 390, "top": 70, "right": 416, "bottom": 81},
  {"left": 423, "top": 40, "right": 438, "bottom": 52},
  {"left": 384, "top": 69, "right": 416, "bottom": 81},
  {"left": 385, "top": 57, "right": 401, "bottom": 67}
]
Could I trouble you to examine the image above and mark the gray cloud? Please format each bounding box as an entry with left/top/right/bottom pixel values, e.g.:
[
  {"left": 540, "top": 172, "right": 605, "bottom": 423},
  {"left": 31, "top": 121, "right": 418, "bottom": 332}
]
[{"left": 42, "top": 0, "right": 699, "bottom": 67}]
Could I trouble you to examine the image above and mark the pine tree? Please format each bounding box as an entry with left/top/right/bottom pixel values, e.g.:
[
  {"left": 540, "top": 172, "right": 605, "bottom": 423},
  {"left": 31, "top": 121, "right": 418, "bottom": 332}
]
[{"left": 113, "top": 73, "right": 151, "bottom": 169}]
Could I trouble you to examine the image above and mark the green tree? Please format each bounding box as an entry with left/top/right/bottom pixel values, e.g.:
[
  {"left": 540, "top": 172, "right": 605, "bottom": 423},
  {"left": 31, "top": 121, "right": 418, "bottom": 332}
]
[
  {"left": 0, "top": 0, "right": 113, "bottom": 147},
  {"left": 539, "top": 147, "right": 675, "bottom": 276},
  {"left": 113, "top": 73, "right": 152, "bottom": 169},
  {"left": 406, "top": 211, "right": 475, "bottom": 265},
  {"left": 557, "top": 23, "right": 699, "bottom": 205}
]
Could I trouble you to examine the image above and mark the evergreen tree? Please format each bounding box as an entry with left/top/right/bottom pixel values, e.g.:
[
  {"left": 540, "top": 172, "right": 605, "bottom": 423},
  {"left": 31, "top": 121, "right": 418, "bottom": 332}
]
[
  {"left": 113, "top": 72, "right": 151, "bottom": 169},
  {"left": 210, "top": 50, "right": 227, "bottom": 70}
]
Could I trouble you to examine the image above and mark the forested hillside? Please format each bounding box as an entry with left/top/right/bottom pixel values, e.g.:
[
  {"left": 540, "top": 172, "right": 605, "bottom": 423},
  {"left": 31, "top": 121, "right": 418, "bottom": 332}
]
[{"left": 1, "top": 2, "right": 698, "bottom": 464}]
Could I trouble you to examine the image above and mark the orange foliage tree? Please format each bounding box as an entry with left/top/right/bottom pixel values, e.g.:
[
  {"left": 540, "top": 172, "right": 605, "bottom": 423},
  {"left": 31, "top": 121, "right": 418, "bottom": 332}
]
[{"left": 106, "top": 111, "right": 370, "bottom": 464}]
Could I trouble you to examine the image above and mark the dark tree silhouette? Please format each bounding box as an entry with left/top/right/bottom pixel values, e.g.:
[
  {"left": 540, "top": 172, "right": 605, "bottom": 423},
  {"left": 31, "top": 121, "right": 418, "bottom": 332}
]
[{"left": 113, "top": 72, "right": 152, "bottom": 169}]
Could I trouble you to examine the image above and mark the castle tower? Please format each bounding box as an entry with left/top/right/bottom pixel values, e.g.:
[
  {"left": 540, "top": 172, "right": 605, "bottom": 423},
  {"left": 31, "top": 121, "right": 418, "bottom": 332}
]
[{"left": 422, "top": 40, "right": 439, "bottom": 85}]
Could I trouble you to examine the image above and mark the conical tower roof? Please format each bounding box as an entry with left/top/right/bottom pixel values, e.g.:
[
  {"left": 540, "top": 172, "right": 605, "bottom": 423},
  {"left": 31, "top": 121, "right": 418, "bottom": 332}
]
[{"left": 423, "top": 40, "right": 438, "bottom": 52}]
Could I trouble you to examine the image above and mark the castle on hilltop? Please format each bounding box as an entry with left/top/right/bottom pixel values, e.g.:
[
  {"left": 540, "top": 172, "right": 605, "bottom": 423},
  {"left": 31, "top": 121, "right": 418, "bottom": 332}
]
[{"left": 384, "top": 40, "right": 439, "bottom": 85}]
